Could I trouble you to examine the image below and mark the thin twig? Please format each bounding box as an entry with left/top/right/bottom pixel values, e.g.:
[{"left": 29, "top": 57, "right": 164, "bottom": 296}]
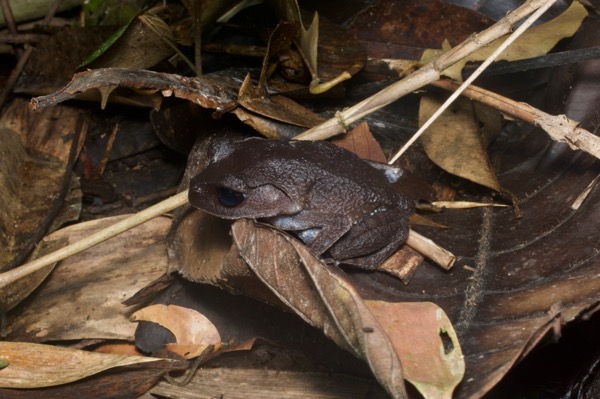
[
  {"left": 0, "top": 0, "right": 64, "bottom": 110},
  {"left": 432, "top": 79, "right": 600, "bottom": 160},
  {"left": 293, "top": 0, "right": 556, "bottom": 142},
  {"left": 0, "top": 189, "right": 457, "bottom": 287},
  {"left": 389, "top": 0, "right": 557, "bottom": 164}
]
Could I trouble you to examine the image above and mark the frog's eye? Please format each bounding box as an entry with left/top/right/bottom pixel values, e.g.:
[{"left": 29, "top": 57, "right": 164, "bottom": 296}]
[{"left": 217, "top": 187, "right": 246, "bottom": 207}]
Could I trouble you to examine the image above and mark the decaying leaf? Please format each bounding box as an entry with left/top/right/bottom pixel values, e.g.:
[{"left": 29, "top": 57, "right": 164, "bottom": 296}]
[
  {"left": 231, "top": 219, "right": 465, "bottom": 398},
  {"left": 331, "top": 122, "right": 387, "bottom": 163},
  {"left": 238, "top": 73, "right": 326, "bottom": 128},
  {"left": 82, "top": 12, "right": 177, "bottom": 70},
  {"left": 367, "top": 301, "right": 464, "bottom": 399},
  {"left": 271, "top": 0, "right": 363, "bottom": 93},
  {"left": 131, "top": 304, "right": 221, "bottom": 359},
  {"left": 419, "top": 94, "right": 501, "bottom": 192},
  {"left": 5, "top": 215, "right": 170, "bottom": 342},
  {"left": 29, "top": 68, "right": 306, "bottom": 139},
  {"left": 0, "top": 100, "right": 83, "bottom": 272},
  {"left": 0, "top": 341, "right": 165, "bottom": 388},
  {"left": 0, "top": 238, "right": 63, "bottom": 314}
]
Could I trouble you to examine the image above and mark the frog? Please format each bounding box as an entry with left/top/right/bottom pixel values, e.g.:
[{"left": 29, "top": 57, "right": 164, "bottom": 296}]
[{"left": 188, "top": 136, "right": 414, "bottom": 269}]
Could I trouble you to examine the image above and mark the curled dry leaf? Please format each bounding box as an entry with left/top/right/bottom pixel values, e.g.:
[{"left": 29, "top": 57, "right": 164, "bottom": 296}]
[
  {"left": 131, "top": 304, "right": 221, "bottom": 359},
  {"left": 238, "top": 74, "right": 326, "bottom": 128},
  {"left": 0, "top": 341, "right": 164, "bottom": 389},
  {"left": 271, "top": 0, "right": 365, "bottom": 93},
  {"left": 232, "top": 219, "right": 463, "bottom": 398},
  {"left": 29, "top": 68, "right": 305, "bottom": 139},
  {"left": 230, "top": 219, "right": 353, "bottom": 353}
]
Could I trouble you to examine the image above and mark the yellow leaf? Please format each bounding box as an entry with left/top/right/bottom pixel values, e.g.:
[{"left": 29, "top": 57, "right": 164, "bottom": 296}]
[{"left": 0, "top": 342, "right": 163, "bottom": 388}]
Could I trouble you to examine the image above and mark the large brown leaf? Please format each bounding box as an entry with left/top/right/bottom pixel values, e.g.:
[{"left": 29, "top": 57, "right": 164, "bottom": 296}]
[{"left": 0, "top": 99, "right": 83, "bottom": 273}]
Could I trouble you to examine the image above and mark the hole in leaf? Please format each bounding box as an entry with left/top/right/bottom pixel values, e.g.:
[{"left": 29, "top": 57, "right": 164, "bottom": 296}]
[{"left": 440, "top": 329, "right": 454, "bottom": 354}]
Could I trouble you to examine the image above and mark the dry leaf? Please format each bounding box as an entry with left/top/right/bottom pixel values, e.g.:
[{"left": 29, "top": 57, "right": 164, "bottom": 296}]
[
  {"left": 83, "top": 12, "right": 176, "bottom": 71},
  {"left": 0, "top": 100, "right": 82, "bottom": 271},
  {"left": 366, "top": 301, "right": 464, "bottom": 399},
  {"left": 0, "top": 341, "right": 163, "bottom": 388},
  {"left": 131, "top": 304, "right": 221, "bottom": 359},
  {"left": 419, "top": 94, "right": 501, "bottom": 192},
  {"left": 232, "top": 219, "right": 412, "bottom": 398},
  {"left": 271, "top": 0, "right": 357, "bottom": 93},
  {"left": 238, "top": 74, "right": 326, "bottom": 128},
  {"left": 5, "top": 215, "right": 170, "bottom": 342},
  {"left": 230, "top": 219, "right": 352, "bottom": 352},
  {"left": 0, "top": 238, "right": 64, "bottom": 314},
  {"left": 331, "top": 122, "right": 387, "bottom": 163},
  {"left": 436, "top": 1, "right": 588, "bottom": 80}
]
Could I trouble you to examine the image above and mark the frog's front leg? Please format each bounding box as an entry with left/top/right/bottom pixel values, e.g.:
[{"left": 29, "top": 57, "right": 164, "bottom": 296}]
[{"left": 266, "top": 211, "right": 353, "bottom": 256}]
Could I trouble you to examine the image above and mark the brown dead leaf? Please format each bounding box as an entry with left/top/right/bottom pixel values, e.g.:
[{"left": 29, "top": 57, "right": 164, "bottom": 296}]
[
  {"left": 131, "top": 304, "right": 221, "bottom": 359},
  {"left": 437, "top": 1, "right": 588, "bottom": 80},
  {"left": 366, "top": 301, "right": 464, "bottom": 399},
  {"left": 29, "top": 68, "right": 305, "bottom": 139},
  {"left": 230, "top": 219, "right": 352, "bottom": 353},
  {"left": 271, "top": 0, "right": 364, "bottom": 93},
  {"left": 419, "top": 94, "right": 501, "bottom": 192},
  {"left": 331, "top": 122, "right": 387, "bottom": 163},
  {"left": 0, "top": 100, "right": 83, "bottom": 272},
  {"left": 238, "top": 74, "right": 326, "bottom": 128},
  {"left": 0, "top": 238, "right": 63, "bottom": 314},
  {"left": 0, "top": 341, "right": 164, "bottom": 388},
  {"left": 5, "top": 215, "right": 170, "bottom": 342},
  {"left": 232, "top": 219, "right": 434, "bottom": 398},
  {"left": 84, "top": 12, "right": 176, "bottom": 71},
  {"left": 30, "top": 68, "right": 243, "bottom": 114}
]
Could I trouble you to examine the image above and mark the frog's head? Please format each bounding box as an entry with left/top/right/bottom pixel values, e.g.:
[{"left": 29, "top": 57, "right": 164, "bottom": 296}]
[{"left": 189, "top": 138, "right": 301, "bottom": 219}]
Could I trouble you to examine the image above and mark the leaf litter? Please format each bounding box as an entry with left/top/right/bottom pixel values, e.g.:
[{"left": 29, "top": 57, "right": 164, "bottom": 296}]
[{"left": 1, "top": 0, "right": 599, "bottom": 398}]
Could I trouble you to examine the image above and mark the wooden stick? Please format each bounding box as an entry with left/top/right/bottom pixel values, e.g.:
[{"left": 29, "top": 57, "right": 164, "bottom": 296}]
[
  {"left": 293, "top": 0, "right": 556, "bottom": 142},
  {"left": 407, "top": 230, "right": 455, "bottom": 270},
  {"left": 0, "top": 191, "right": 189, "bottom": 289},
  {"left": 388, "top": 0, "right": 557, "bottom": 163},
  {"left": 432, "top": 79, "right": 600, "bottom": 160},
  {"left": 0, "top": 190, "right": 456, "bottom": 288}
]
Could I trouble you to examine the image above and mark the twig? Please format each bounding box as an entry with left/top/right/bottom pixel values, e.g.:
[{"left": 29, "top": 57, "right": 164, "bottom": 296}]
[
  {"left": 293, "top": 0, "right": 556, "bottom": 142},
  {"left": 0, "top": 191, "right": 189, "bottom": 289},
  {"left": 192, "top": 0, "right": 202, "bottom": 76},
  {"left": 389, "top": 0, "right": 557, "bottom": 163},
  {"left": 406, "top": 230, "right": 455, "bottom": 270},
  {"left": 0, "top": 189, "right": 457, "bottom": 288},
  {"left": 432, "top": 79, "right": 600, "bottom": 160},
  {"left": 0, "top": 0, "right": 64, "bottom": 110}
]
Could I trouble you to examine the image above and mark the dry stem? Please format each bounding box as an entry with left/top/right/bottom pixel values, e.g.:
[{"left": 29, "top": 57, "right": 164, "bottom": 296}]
[
  {"left": 293, "top": 0, "right": 557, "bottom": 142},
  {"left": 0, "top": 191, "right": 189, "bottom": 289},
  {"left": 433, "top": 79, "right": 600, "bottom": 160},
  {"left": 1, "top": 192, "right": 456, "bottom": 289}
]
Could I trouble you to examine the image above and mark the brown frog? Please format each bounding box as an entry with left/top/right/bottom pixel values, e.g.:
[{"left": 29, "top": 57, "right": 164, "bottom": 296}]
[{"left": 189, "top": 137, "right": 413, "bottom": 269}]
